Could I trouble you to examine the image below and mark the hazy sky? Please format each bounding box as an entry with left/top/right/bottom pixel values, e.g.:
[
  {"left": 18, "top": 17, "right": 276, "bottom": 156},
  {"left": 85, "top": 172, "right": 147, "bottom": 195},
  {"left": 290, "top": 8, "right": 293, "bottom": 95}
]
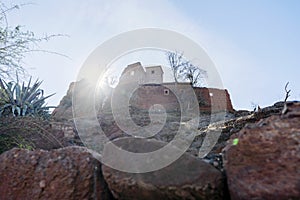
[{"left": 3, "top": 0, "right": 300, "bottom": 110}]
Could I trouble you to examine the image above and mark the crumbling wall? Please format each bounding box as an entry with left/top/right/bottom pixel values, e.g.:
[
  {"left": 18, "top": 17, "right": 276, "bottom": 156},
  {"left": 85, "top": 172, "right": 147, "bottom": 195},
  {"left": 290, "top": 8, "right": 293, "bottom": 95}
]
[
  {"left": 194, "top": 87, "right": 234, "bottom": 112},
  {"left": 130, "top": 84, "right": 234, "bottom": 113},
  {"left": 131, "top": 84, "right": 180, "bottom": 111}
]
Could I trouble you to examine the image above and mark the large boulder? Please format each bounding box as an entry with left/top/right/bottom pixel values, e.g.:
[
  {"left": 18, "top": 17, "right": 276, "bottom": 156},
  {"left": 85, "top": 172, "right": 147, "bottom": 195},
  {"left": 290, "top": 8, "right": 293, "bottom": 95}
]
[
  {"left": 102, "top": 137, "right": 225, "bottom": 200},
  {"left": 0, "top": 147, "right": 114, "bottom": 200},
  {"left": 223, "top": 102, "right": 300, "bottom": 200}
]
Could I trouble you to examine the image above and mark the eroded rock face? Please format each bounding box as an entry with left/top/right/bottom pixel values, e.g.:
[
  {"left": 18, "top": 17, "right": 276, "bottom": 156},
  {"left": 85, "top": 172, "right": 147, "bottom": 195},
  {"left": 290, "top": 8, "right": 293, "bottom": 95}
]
[
  {"left": 224, "top": 102, "right": 300, "bottom": 200},
  {"left": 0, "top": 147, "right": 114, "bottom": 200},
  {"left": 102, "top": 137, "right": 225, "bottom": 200},
  {"left": 52, "top": 82, "right": 75, "bottom": 121}
]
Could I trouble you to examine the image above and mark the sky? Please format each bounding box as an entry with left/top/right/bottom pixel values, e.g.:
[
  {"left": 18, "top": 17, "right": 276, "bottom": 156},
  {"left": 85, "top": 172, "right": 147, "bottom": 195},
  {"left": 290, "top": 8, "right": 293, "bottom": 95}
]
[{"left": 3, "top": 0, "right": 300, "bottom": 110}]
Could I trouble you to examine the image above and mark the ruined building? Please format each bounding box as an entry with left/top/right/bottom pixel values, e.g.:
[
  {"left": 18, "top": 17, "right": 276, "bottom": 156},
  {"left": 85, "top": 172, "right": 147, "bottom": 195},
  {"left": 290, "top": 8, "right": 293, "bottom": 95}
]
[
  {"left": 116, "top": 62, "right": 234, "bottom": 113},
  {"left": 119, "top": 62, "right": 164, "bottom": 84}
]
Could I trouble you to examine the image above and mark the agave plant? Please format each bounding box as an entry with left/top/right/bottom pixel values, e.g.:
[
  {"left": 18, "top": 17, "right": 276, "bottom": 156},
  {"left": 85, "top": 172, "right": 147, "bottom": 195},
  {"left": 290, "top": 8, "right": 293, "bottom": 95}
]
[{"left": 0, "top": 77, "right": 55, "bottom": 118}]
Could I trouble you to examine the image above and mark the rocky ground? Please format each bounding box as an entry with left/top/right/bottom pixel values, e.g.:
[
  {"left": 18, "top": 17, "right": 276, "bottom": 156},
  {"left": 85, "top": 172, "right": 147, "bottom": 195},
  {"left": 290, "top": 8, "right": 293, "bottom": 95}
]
[
  {"left": 224, "top": 102, "right": 300, "bottom": 199},
  {"left": 0, "top": 83, "right": 299, "bottom": 199}
]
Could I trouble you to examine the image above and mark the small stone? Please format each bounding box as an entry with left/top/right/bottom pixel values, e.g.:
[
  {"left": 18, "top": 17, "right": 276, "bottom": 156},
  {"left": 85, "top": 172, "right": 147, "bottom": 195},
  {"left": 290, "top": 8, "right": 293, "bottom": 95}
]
[
  {"left": 39, "top": 180, "right": 46, "bottom": 188},
  {"left": 213, "top": 161, "right": 219, "bottom": 167}
]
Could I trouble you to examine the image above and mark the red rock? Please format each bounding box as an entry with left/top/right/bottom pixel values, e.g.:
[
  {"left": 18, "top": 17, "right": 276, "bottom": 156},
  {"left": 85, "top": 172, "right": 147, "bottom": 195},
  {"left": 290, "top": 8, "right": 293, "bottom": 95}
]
[
  {"left": 0, "top": 147, "right": 114, "bottom": 200},
  {"left": 224, "top": 102, "right": 300, "bottom": 200},
  {"left": 102, "top": 137, "right": 225, "bottom": 200},
  {"left": 52, "top": 82, "right": 75, "bottom": 121}
]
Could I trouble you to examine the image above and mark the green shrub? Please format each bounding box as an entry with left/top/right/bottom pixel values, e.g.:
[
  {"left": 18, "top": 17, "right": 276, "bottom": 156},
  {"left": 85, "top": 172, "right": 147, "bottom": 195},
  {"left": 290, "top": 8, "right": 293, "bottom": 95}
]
[
  {"left": 0, "top": 77, "right": 55, "bottom": 118},
  {"left": 0, "top": 116, "right": 66, "bottom": 154},
  {"left": 0, "top": 134, "right": 35, "bottom": 154}
]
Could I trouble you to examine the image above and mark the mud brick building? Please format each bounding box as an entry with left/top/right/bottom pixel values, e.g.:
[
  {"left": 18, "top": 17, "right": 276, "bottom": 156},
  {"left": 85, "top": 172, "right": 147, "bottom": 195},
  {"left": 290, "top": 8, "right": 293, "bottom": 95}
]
[{"left": 116, "top": 62, "right": 234, "bottom": 113}]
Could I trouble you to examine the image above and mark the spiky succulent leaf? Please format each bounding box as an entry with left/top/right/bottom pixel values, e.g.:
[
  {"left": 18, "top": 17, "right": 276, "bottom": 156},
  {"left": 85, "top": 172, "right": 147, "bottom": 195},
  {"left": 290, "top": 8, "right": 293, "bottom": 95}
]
[{"left": 0, "top": 77, "right": 54, "bottom": 119}]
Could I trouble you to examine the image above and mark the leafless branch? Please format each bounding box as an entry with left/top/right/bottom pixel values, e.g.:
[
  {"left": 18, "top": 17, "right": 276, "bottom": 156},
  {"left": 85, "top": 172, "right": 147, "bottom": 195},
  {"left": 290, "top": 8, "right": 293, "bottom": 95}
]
[
  {"left": 166, "top": 51, "right": 207, "bottom": 87},
  {"left": 166, "top": 51, "right": 189, "bottom": 83},
  {"left": 284, "top": 82, "right": 291, "bottom": 102},
  {"left": 0, "top": 3, "right": 68, "bottom": 80}
]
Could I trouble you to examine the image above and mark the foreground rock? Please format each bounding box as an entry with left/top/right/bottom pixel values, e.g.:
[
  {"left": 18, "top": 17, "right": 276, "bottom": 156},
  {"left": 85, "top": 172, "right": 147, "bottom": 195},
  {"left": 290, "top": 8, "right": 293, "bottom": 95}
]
[
  {"left": 0, "top": 147, "right": 114, "bottom": 200},
  {"left": 102, "top": 138, "right": 225, "bottom": 200},
  {"left": 224, "top": 102, "right": 300, "bottom": 200}
]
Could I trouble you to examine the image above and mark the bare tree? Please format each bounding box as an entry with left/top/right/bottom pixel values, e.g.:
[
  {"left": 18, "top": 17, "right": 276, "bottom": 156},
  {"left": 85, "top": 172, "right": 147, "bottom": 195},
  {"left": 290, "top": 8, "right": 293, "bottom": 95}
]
[
  {"left": 284, "top": 82, "right": 291, "bottom": 102},
  {"left": 166, "top": 51, "right": 189, "bottom": 83},
  {"left": 181, "top": 63, "right": 207, "bottom": 87},
  {"left": 106, "top": 76, "right": 118, "bottom": 87},
  {"left": 166, "top": 51, "right": 206, "bottom": 87},
  {"left": 0, "top": 3, "right": 66, "bottom": 80}
]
